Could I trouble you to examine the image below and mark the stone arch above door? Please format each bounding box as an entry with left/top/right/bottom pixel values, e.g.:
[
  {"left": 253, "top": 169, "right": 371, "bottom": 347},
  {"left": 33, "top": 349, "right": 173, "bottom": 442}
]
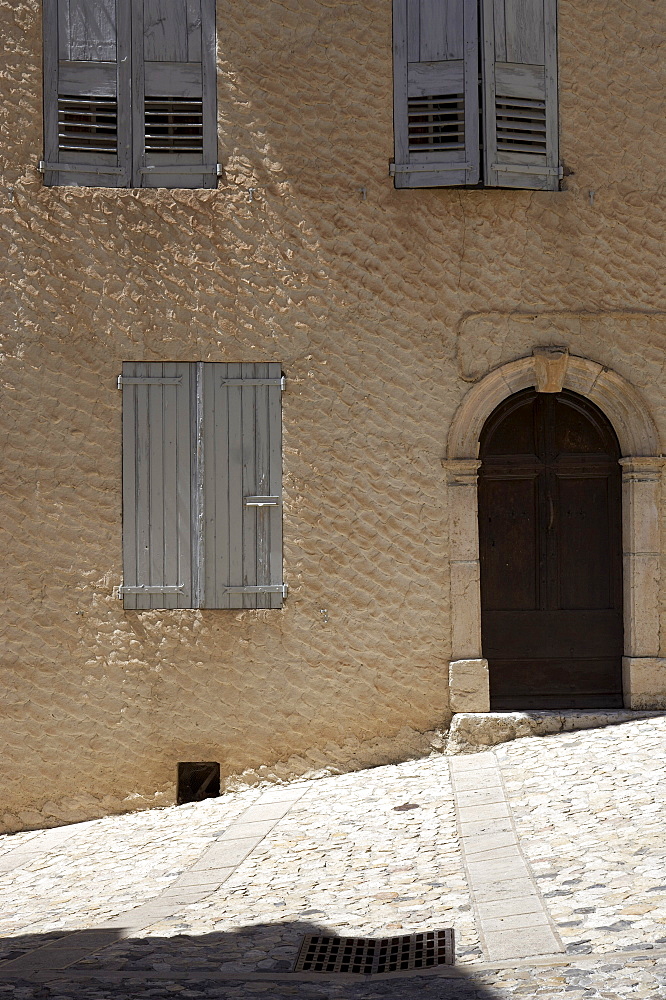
[
  {"left": 447, "top": 352, "right": 660, "bottom": 460},
  {"left": 443, "top": 351, "right": 666, "bottom": 714}
]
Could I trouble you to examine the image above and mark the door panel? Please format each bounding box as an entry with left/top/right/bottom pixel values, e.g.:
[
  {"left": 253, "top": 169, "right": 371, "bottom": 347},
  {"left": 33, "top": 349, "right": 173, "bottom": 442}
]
[
  {"left": 479, "top": 475, "right": 540, "bottom": 610},
  {"left": 479, "top": 389, "right": 623, "bottom": 709}
]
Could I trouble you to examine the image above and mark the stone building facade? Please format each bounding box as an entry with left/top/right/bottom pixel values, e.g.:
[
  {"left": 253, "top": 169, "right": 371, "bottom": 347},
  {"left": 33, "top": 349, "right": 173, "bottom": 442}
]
[{"left": 1, "top": 0, "right": 665, "bottom": 833}]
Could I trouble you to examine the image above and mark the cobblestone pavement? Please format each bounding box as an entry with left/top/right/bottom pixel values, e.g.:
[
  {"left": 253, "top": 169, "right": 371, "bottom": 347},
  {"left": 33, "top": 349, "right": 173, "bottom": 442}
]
[{"left": 0, "top": 715, "right": 665, "bottom": 998}]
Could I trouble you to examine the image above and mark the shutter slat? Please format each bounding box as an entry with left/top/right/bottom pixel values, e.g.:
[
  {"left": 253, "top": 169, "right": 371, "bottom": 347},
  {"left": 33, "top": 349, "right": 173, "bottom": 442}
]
[
  {"left": 148, "top": 364, "right": 166, "bottom": 610},
  {"left": 162, "top": 362, "right": 180, "bottom": 611},
  {"left": 226, "top": 363, "right": 245, "bottom": 609},
  {"left": 241, "top": 362, "right": 259, "bottom": 608},
  {"left": 482, "top": 0, "right": 559, "bottom": 190},
  {"left": 393, "top": 0, "right": 479, "bottom": 188},
  {"left": 267, "top": 363, "right": 284, "bottom": 610},
  {"left": 254, "top": 365, "right": 271, "bottom": 611}
]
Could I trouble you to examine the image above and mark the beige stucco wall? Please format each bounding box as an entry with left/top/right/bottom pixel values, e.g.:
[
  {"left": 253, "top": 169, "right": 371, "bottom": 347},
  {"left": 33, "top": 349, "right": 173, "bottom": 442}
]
[{"left": 0, "top": 0, "right": 665, "bottom": 832}]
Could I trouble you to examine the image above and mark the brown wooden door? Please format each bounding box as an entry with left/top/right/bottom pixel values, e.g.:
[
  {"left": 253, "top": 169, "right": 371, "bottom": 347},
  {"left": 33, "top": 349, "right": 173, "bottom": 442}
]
[{"left": 479, "top": 389, "right": 623, "bottom": 709}]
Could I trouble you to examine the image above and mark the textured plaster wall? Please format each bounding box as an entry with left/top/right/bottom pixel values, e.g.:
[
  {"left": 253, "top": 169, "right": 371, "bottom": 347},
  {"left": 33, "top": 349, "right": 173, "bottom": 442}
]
[{"left": 0, "top": 0, "right": 665, "bottom": 831}]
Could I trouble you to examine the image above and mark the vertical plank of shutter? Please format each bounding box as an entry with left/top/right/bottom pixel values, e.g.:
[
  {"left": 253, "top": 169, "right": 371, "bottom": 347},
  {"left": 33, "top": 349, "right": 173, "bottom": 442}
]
[
  {"left": 392, "top": 0, "right": 410, "bottom": 177},
  {"left": 134, "top": 364, "right": 152, "bottom": 610},
  {"left": 483, "top": 0, "right": 559, "bottom": 190},
  {"left": 161, "top": 362, "right": 179, "bottom": 610},
  {"left": 202, "top": 363, "right": 224, "bottom": 607},
  {"left": 58, "top": 0, "right": 71, "bottom": 59},
  {"left": 121, "top": 361, "right": 139, "bottom": 611},
  {"left": 481, "top": 0, "right": 499, "bottom": 187},
  {"left": 241, "top": 363, "right": 258, "bottom": 609},
  {"left": 227, "top": 364, "right": 245, "bottom": 610},
  {"left": 406, "top": 0, "right": 420, "bottom": 61},
  {"left": 543, "top": 0, "right": 559, "bottom": 178},
  {"left": 147, "top": 362, "right": 165, "bottom": 610},
  {"left": 267, "top": 363, "right": 284, "bottom": 610},
  {"left": 200, "top": 0, "right": 217, "bottom": 187},
  {"left": 494, "top": 0, "right": 506, "bottom": 61},
  {"left": 186, "top": 0, "right": 202, "bottom": 61},
  {"left": 174, "top": 362, "right": 194, "bottom": 609},
  {"left": 130, "top": 0, "right": 145, "bottom": 187},
  {"left": 191, "top": 361, "right": 205, "bottom": 608},
  {"left": 254, "top": 364, "right": 270, "bottom": 611},
  {"left": 43, "top": 0, "right": 60, "bottom": 186},
  {"left": 463, "top": 0, "right": 480, "bottom": 182},
  {"left": 117, "top": 0, "right": 132, "bottom": 185}
]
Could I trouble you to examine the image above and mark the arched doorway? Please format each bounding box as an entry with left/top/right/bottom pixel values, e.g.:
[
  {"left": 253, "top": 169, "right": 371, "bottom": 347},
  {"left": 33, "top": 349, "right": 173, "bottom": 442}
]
[{"left": 478, "top": 388, "right": 623, "bottom": 709}]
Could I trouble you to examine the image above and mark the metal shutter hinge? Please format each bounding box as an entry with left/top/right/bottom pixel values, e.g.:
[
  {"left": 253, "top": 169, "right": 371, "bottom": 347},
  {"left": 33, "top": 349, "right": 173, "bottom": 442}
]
[
  {"left": 117, "top": 375, "right": 183, "bottom": 388},
  {"left": 221, "top": 376, "right": 285, "bottom": 389},
  {"left": 223, "top": 585, "right": 288, "bottom": 596},
  {"left": 119, "top": 585, "right": 185, "bottom": 596}
]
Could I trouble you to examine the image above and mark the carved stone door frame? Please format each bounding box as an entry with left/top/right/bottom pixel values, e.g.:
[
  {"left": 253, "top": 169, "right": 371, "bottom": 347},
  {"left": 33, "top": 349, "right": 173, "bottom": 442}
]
[{"left": 443, "top": 350, "right": 665, "bottom": 712}]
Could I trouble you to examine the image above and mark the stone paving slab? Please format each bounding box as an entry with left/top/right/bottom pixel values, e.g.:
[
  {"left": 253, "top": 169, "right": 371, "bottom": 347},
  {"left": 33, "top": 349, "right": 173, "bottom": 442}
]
[{"left": 450, "top": 754, "right": 563, "bottom": 963}]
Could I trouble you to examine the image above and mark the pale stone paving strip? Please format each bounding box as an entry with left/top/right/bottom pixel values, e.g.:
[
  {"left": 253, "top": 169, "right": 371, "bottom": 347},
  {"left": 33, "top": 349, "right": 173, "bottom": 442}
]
[
  {"left": 494, "top": 715, "right": 666, "bottom": 957},
  {"left": 0, "top": 784, "right": 310, "bottom": 974},
  {"left": 449, "top": 752, "right": 564, "bottom": 962},
  {"left": 74, "top": 755, "right": 481, "bottom": 974},
  {"left": 0, "top": 785, "right": 265, "bottom": 952}
]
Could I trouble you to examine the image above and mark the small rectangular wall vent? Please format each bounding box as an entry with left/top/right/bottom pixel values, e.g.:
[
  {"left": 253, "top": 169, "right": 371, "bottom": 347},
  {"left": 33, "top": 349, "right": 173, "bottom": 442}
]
[
  {"left": 145, "top": 97, "right": 204, "bottom": 153},
  {"left": 177, "top": 762, "right": 220, "bottom": 804},
  {"left": 408, "top": 94, "right": 465, "bottom": 152},
  {"left": 294, "top": 930, "right": 455, "bottom": 975},
  {"left": 495, "top": 96, "right": 547, "bottom": 157},
  {"left": 58, "top": 95, "right": 118, "bottom": 153}
]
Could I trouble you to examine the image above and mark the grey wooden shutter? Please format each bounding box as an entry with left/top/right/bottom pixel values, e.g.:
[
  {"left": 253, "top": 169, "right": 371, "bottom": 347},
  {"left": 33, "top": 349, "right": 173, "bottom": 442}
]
[
  {"left": 392, "top": 0, "right": 480, "bottom": 188},
  {"left": 42, "top": 0, "right": 131, "bottom": 186},
  {"left": 482, "top": 0, "right": 559, "bottom": 189},
  {"left": 202, "top": 363, "right": 285, "bottom": 610},
  {"left": 131, "top": 0, "right": 217, "bottom": 188},
  {"left": 121, "top": 362, "right": 197, "bottom": 610}
]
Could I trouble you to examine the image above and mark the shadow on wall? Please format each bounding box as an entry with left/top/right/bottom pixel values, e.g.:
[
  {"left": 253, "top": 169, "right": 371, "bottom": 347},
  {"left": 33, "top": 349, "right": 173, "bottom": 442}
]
[{"left": 0, "top": 922, "right": 503, "bottom": 999}]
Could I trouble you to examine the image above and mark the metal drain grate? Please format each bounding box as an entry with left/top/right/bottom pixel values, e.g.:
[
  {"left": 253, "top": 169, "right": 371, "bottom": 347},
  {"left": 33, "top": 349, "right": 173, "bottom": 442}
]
[{"left": 294, "top": 929, "right": 454, "bottom": 975}]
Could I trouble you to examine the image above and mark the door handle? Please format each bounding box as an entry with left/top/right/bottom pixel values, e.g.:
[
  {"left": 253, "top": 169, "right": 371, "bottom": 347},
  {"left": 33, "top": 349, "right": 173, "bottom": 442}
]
[{"left": 547, "top": 496, "right": 554, "bottom": 531}]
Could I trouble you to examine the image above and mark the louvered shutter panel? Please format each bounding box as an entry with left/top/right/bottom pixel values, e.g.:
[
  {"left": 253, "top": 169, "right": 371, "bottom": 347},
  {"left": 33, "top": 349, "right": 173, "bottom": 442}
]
[
  {"left": 202, "top": 363, "right": 284, "bottom": 610},
  {"left": 131, "top": 0, "right": 217, "bottom": 188},
  {"left": 43, "top": 0, "right": 131, "bottom": 186},
  {"left": 393, "top": 0, "right": 480, "bottom": 188},
  {"left": 482, "top": 0, "right": 559, "bottom": 189},
  {"left": 121, "top": 362, "right": 196, "bottom": 610}
]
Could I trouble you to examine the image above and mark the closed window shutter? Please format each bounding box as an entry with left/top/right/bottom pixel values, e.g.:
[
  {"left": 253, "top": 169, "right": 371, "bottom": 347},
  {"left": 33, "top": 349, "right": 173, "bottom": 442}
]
[
  {"left": 121, "top": 363, "right": 284, "bottom": 610},
  {"left": 43, "top": 0, "right": 131, "bottom": 186},
  {"left": 121, "top": 362, "right": 196, "bottom": 610},
  {"left": 132, "top": 0, "right": 217, "bottom": 188},
  {"left": 482, "top": 0, "right": 559, "bottom": 190},
  {"left": 202, "top": 363, "right": 284, "bottom": 610},
  {"left": 393, "top": 0, "right": 480, "bottom": 188}
]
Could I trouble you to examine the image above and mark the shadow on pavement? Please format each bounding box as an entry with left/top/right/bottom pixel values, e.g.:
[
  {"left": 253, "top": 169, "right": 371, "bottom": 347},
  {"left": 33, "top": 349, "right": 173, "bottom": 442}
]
[{"left": 0, "top": 921, "right": 503, "bottom": 999}]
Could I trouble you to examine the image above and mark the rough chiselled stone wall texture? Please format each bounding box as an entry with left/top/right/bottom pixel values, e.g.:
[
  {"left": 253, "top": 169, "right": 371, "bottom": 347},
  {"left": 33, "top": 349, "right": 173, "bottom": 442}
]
[{"left": 0, "top": 0, "right": 665, "bottom": 831}]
